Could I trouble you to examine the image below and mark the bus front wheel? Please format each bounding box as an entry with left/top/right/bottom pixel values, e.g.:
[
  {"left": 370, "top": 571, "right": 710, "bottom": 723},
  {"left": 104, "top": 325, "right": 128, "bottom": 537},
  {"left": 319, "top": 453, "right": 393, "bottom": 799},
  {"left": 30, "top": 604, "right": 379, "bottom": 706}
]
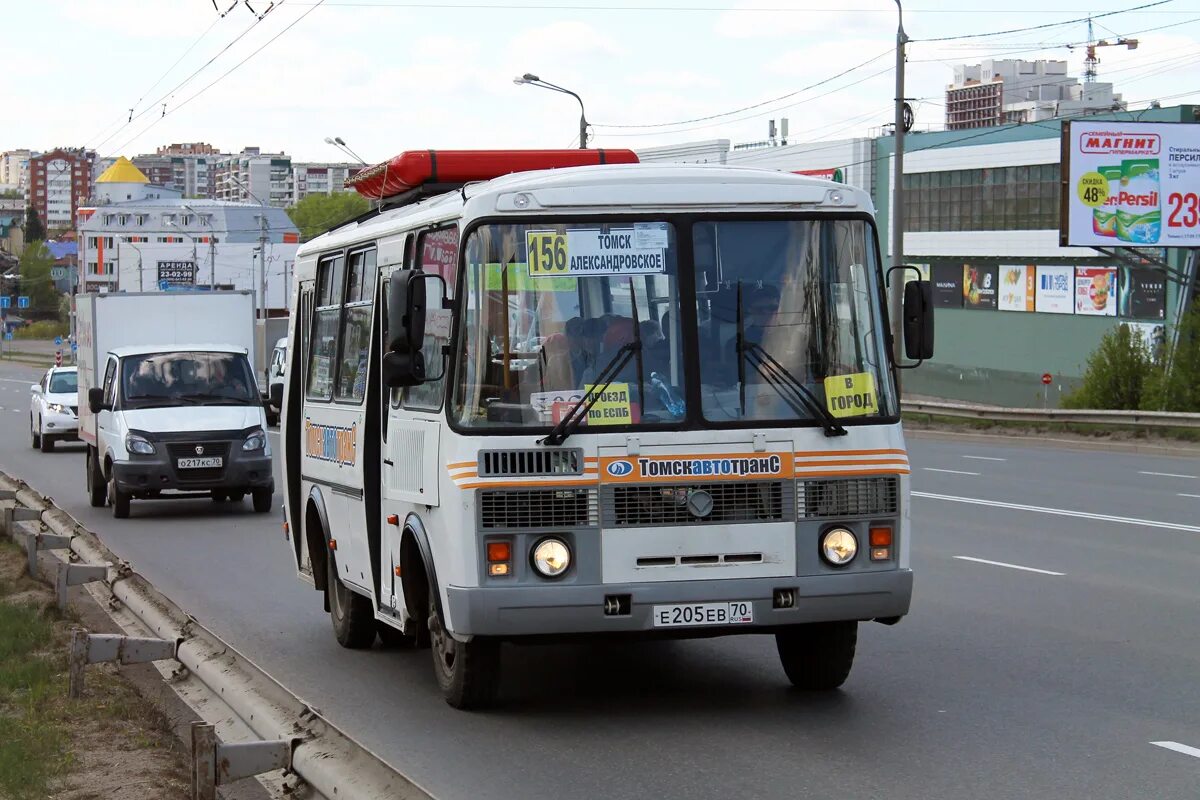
[
  {"left": 328, "top": 553, "right": 376, "bottom": 649},
  {"left": 775, "top": 621, "right": 857, "bottom": 691},
  {"left": 428, "top": 596, "right": 499, "bottom": 709}
]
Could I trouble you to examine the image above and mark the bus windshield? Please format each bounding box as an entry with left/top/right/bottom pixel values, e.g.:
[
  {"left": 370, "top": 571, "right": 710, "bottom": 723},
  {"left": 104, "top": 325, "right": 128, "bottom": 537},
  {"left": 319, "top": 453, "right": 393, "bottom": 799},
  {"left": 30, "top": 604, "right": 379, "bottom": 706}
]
[{"left": 451, "top": 217, "right": 894, "bottom": 430}]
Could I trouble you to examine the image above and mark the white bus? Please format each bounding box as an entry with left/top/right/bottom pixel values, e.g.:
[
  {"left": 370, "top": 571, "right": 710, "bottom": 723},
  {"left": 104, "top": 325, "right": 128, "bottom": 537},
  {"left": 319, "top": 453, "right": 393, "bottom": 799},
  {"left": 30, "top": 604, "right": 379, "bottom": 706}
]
[{"left": 276, "top": 149, "right": 934, "bottom": 709}]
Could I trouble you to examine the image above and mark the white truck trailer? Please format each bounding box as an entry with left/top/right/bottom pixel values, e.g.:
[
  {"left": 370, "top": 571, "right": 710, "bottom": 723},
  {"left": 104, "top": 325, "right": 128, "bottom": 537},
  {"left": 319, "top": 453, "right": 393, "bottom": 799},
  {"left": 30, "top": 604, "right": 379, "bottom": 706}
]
[{"left": 76, "top": 291, "right": 274, "bottom": 518}]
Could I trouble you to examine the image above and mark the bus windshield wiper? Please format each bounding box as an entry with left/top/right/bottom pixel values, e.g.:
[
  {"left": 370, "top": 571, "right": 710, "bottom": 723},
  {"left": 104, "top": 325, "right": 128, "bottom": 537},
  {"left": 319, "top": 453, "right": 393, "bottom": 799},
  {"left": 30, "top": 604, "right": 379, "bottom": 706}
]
[
  {"left": 540, "top": 339, "right": 641, "bottom": 447},
  {"left": 735, "top": 283, "right": 846, "bottom": 438}
]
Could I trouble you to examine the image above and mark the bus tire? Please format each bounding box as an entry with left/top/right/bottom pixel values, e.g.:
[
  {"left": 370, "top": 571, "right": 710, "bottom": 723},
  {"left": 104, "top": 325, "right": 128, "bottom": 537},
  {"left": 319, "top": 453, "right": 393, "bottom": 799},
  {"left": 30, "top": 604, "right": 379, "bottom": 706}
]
[
  {"left": 327, "top": 553, "right": 376, "bottom": 649},
  {"left": 775, "top": 621, "right": 857, "bottom": 691},
  {"left": 87, "top": 448, "right": 107, "bottom": 508},
  {"left": 428, "top": 595, "right": 499, "bottom": 709}
]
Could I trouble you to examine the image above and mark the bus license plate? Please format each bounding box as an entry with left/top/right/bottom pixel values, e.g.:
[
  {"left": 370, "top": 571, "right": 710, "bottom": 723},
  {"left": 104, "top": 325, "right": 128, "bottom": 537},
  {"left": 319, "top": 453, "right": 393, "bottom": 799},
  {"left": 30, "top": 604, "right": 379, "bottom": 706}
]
[
  {"left": 652, "top": 602, "right": 754, "bottom": 628},
  {"left": 177, "top": 457, "right": 223, "bottom": 469}
]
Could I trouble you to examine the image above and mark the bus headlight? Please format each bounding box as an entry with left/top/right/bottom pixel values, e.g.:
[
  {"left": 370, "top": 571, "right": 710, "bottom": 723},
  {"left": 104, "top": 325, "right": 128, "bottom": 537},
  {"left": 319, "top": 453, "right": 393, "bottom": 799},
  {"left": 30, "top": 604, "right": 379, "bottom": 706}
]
[
  {"left": 820, "top": 528, "right": 858, "bottom": 566},
  {"left": 531, "top": 538, "right": 571, "bottom": 578}
]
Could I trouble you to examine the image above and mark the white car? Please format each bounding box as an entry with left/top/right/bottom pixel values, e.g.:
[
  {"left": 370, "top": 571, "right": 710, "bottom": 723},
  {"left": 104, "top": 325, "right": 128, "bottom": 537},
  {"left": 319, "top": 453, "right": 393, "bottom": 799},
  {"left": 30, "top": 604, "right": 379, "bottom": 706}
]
[{"left": 31, "top": 366, "right": 80, "bottom": 452}]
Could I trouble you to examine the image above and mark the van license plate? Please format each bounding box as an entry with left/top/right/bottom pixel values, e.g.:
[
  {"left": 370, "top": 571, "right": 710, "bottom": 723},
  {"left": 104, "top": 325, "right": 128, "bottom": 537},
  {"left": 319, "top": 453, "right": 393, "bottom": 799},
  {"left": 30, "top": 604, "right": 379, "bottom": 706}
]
[
  {"left": 177, "top": 457, "right": 223, "bottom": 469},
  {"left": 652, "top": 602, "right": 754, "bottom": 628}
]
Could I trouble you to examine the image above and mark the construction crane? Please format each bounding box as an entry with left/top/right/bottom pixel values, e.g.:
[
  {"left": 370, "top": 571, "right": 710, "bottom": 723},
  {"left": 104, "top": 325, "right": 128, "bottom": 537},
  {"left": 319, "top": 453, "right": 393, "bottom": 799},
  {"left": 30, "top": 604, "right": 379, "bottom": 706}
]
[{"left": 1070, "top": 17, "right": 1139, "bottom": 83}]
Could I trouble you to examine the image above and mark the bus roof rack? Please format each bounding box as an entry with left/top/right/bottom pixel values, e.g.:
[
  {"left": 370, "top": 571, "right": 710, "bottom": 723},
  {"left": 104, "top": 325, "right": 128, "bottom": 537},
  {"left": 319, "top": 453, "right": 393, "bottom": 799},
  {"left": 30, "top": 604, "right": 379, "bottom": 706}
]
[{"left": 344, "top": 148, "right": 640, "bottom": 204}]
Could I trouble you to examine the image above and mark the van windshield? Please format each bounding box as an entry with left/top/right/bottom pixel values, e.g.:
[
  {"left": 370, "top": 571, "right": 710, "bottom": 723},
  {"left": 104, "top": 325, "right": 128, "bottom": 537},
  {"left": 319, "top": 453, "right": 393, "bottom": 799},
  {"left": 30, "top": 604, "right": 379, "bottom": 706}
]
[{"left": 120, "top": 351, "right": 259, "bottom": 409}]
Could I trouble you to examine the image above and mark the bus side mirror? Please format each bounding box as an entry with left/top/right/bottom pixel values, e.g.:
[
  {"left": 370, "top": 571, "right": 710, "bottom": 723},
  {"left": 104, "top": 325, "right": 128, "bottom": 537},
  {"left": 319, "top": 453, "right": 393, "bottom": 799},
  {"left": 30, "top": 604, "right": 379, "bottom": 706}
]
[
  {"left": 268, "top": 382, "right": 283, "bottom": 410},
  {"left": 902, "top": 280, "right": 934, "bottom": 361},
  {"left": 88, "top": 387, "right": 108, "bottom": 414},
  {"left": 382, "top": 350, "right": 426, "bottom": 388},
  {"left": 387, "top": 270, "right": 427, "bottom": 353}
]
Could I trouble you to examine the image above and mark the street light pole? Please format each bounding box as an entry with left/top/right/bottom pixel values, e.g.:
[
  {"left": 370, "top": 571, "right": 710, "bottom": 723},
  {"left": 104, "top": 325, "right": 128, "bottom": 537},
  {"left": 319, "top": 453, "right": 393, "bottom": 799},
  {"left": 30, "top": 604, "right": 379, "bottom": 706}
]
[
  {"left": 183, "top": 204, "right": 216, "bottom": 289},
  {"left": 513, "top": 73, "right": 589, "bottom": 148},
  {"left": 324, "top": 136, "right": 368, "bottom": 166},
  {"left": 890, "top": 0, "right": 909, "bottom": 383}
]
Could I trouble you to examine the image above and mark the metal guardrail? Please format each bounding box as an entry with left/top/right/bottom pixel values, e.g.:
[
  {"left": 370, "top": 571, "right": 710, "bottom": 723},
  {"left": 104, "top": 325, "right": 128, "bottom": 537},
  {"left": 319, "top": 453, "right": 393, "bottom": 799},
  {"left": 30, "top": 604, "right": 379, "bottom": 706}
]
[
  {"left": 902, "top": 399, "right": 1200, "bottom": 429},
  {"left": 0, "top": 475, "right": 435, "bottom": 800}
]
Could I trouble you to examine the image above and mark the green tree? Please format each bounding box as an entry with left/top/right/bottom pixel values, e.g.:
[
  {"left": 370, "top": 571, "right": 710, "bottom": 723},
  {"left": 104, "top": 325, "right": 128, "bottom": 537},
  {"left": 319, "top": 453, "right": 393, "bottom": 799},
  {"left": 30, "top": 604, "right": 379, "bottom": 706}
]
[
  {"left": 286, "top": 192, "right": 370, "bottom": 242},
  {"left": 16, "top": 241, "right": 62, "bottom": 318},
  {"left": 1143, "top": 308, "right": 1200, "bottom": 412},
  {"left": 24, "top": 206, "right": 46, "bottom": 242},
  {"left": 1061, "top": 323, "right": 1151, "bottom": 410}
]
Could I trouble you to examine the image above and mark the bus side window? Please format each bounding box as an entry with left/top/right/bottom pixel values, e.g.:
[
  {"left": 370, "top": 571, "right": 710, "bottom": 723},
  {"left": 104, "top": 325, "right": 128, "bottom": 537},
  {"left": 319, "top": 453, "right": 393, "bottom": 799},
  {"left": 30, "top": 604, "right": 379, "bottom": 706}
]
[
  {"left": 404, "top": 225, "right": 457, "bottom": 411},
  {"left": 334, "top": 248, "right": 376, "bottom": 404},
  {"left": 306, "top": 254, "right": 344, "bottom": 401}
]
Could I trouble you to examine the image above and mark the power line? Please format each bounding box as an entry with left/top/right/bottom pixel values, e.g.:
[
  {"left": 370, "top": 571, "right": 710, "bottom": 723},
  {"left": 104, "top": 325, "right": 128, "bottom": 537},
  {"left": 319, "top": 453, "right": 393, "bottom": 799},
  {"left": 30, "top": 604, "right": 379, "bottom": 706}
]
[
  {"left": 593, "top": 48, "right": 892, "bottom": 130},
  {"left": 913, "top": 0, "right": 1179, "bottom": 43},
  {"left": 286, "top": 1, "right": 1192, "bottom": 10},
  {"left": 106, "top": 0, "right": 328, "bottom": 158}
]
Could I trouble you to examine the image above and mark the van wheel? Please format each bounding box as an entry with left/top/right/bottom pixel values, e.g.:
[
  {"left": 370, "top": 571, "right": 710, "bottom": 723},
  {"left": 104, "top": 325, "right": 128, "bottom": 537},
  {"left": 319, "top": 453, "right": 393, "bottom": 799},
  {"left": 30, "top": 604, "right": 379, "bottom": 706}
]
[
  {"left": 376, "top": 621, "right": 415, "bottom": 649},
  {"left": 109, "top": 475, "right": 131, "bottom": 519},
  {"left": 429, "top": 594, "right": 499, "bottom": 709},
  {"left": 229, "top": 491, "right": 245, "bottom": 503},
  {"left": 211, "top": 491, "right": 227, "bottom": 502},
  {"left": 252, "top": 489, "right": 273, "bottom": 514},
  {"left": 775, "top": 621, "right": 857, "bottom": 690},
  {"left": 87, "top": 448, "right": 107, "bottom": 508},
  {"left": 328, "top": 554, "right": 376, "bottom": 649}
]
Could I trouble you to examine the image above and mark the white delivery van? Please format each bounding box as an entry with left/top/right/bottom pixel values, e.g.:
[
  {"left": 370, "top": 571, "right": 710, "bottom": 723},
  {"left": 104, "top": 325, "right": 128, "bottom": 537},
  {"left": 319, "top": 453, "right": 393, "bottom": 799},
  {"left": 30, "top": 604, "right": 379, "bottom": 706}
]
[
  {"left": 265, "top": 337, "right": 287, "bottom": 426},
  {"left": 76, "top": 291, "right": 275, "bottom": 518}
]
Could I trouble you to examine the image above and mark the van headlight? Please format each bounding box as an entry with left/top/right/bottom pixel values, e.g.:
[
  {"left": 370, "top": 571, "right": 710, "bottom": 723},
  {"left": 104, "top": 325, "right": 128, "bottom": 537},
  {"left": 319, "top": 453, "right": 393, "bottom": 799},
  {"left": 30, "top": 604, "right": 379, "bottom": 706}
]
[
  {"left": 126, "top": 434, "right": 156, "bottom": 455},
  {"left": 531, "top": 538, "right": 571, "bottom": 578},
  {"left": 820, "top": 528, "right": 858, "bottom": 566},
  {"left": 242, "top": 429, "right": 266, "bottom": 451}
]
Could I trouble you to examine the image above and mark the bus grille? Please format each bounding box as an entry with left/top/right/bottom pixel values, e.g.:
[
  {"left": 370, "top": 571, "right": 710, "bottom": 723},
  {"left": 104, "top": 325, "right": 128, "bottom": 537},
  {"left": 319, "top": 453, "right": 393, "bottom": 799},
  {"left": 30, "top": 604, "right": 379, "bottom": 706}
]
[
  {"left": 603, "top": 481, "right": 790, "bottom": 527},
  {"left": 479, "top": 487, "right": 598, "bottom": 529},
  {"left": 478, "top": 448, "right": 584, "bottom": 477},
  {"left": 796, "top": 476, "right": 898, "bottom": 519}
]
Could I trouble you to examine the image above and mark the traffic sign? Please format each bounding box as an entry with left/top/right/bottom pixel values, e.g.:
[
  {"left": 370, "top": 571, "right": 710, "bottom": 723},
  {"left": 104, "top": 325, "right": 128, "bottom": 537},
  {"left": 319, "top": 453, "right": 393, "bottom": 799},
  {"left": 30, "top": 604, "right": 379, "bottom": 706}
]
[
  {"left": 54, "top": 336, "right": 63, "bottom": 346},
  {"left": 50, "top": 266, "right": 68, "bottom": 280},
  {"left": 4, "top": 332, "right": 12, "bottom": 341},
  {"left": 71, "top": 342, "right": 78, "bottom": 352},
  {"left": 17, "top": 296, "right": 29, "bottom": 309},
  {"left": 0, "top": 297, "right": 9, "bottom": 309},
  {"left": 1041, "top": 373, "right": 1053, "bottom": 385}
]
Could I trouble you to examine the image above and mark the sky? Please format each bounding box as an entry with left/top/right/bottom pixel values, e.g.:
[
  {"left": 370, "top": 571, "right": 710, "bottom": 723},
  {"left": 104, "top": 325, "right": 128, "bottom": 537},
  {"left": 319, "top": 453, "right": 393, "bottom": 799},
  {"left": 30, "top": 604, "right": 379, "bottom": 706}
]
[{"left": 3, "top": 0, "right": 1199, "bottom": 166}]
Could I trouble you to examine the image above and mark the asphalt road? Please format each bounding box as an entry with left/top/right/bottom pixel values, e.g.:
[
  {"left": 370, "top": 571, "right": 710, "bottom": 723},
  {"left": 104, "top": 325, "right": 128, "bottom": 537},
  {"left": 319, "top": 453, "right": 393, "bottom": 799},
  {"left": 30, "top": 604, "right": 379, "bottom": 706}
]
[{"left": 2, "top": 360, "right": 1198, "bottom": 800}]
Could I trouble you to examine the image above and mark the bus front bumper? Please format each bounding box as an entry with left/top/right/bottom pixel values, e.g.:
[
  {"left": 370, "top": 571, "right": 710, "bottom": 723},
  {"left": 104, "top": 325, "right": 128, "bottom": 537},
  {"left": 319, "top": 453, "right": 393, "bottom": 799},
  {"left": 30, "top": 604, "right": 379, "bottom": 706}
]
[{"left": 444, "top": 569, "right": 912, "bottom": 639}]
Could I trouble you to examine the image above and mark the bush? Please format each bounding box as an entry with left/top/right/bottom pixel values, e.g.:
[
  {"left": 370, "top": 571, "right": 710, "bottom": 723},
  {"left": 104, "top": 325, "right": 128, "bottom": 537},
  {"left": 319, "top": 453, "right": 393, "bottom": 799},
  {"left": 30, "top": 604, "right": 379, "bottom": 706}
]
[
  {"left": 1143, "top": 308, "right": 1200, "bottom": 412},
  {"left": 1061, "top": 323, "right": 1151, "bottom": 410},
  {"left": 12, "top": 321, "right": 69, "bottom": 340}
]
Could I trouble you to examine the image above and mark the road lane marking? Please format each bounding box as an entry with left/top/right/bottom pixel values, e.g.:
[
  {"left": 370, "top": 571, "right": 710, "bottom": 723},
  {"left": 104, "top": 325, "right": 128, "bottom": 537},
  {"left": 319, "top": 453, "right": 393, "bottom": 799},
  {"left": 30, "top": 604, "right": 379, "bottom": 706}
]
[
  {"left": 1139, "top": 471, "right": 1197, "bottom": 479},
  {"left": 953, "top": 556, "right": 1064, "bottom": 576},
  {"left": 963, "top": 455, "right": 1006, "bottom": 462},
  {"left": 923, "top": 468, "right": 980, "bottom": 476},
  {"left": 1179, "top": 493, "right": 1200, "bottom": 499},
  {"left": 913, "top": 491, "right": 1200, "bottom": 534},
  {"left": 1151, "top": 741, "right": 1200, "bottom": 759}
]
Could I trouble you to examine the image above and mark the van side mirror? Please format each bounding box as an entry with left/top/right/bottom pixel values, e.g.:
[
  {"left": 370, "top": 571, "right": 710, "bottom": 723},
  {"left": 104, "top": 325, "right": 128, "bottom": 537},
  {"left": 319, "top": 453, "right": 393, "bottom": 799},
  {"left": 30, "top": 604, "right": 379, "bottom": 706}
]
[
  {"left": 268, "top": 382, "right": 284, "bottom": 410},
  {"left": 384, "top": 270, "right": 447, "bottom": 388},
  {"left": 902, "top": 280, "right": 935, "bottom": 361},
  {"left": 88, "top": 387, "right": 108, "bottom": 414}
]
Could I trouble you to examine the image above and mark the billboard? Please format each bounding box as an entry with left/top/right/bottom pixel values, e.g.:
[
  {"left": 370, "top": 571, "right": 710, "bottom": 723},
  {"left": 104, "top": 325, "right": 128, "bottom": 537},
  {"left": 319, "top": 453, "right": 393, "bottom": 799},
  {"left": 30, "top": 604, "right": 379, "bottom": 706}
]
[
  {"left": 1061, "top": 121, "right": 1200, "bottom": 247},
  {"left": 962, "top": 264, "right": 997, "bottom": 309},
  {"left": 1119, "top": 268, "right": 1166, "bottom": 319},
  {"left": 997, "top": 265, "right": 1035, "bottom": 312},
  {"left": 931, "top": 263, "right": 962, "bottom": 307},
  {"left": 1075, "top": 267, "right": 1117, "bottom": 316},
  {"left": 157, "top": 260, "right": 196, "bottom": 288},
  {"left": 1035, "top": 265, "right": 1074, "bottom": 314}
]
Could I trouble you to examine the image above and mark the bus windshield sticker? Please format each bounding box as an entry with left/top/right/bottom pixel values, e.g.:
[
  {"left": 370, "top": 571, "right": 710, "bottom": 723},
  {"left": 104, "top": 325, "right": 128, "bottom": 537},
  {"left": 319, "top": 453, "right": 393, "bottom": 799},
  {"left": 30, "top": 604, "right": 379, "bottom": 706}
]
[
  {"left": 530, "top": 389, "right": 585, "bottom": 416},
  {"left": 547, "top": 383, "right": 640, "bottom": 426},
  {"left": 526, "top": 229, "right": 667, "bottom": 278},
  {"left": 633, "top": 222, "right": 669, "bottom": 250},
  {"left": 823, "top": 372, "right": 878, "bottom": 418}
]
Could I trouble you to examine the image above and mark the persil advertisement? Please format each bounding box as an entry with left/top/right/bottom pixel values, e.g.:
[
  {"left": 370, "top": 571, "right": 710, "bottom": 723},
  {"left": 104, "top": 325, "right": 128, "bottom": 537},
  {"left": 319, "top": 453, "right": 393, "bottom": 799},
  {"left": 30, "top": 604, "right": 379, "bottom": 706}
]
[{"left": 1062, "top": 121, "right": 1200, "bottom": 247}]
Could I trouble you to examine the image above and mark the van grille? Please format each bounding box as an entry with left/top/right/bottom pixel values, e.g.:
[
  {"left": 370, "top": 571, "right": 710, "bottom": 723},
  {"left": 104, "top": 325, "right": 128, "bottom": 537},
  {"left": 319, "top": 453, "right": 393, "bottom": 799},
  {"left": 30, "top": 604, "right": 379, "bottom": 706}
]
[
  {"left": 796, "top": 476, "right": 898, "bottom": 519},
  {"left": 478, "top": 448, "right": 584, "bottom": 477},
  {"left": 604, "top": 481, "right": 790, "bottom": 527},
  {"left": 479, "top": 487, "right": 598, "bottom": 529}
]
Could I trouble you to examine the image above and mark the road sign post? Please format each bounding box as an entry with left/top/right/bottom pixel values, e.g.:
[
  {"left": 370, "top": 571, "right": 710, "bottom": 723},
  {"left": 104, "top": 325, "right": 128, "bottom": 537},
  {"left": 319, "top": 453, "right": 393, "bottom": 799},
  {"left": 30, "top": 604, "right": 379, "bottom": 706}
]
[{"left": 1042, "top": 373, "right": 1053, "bottom": 408}]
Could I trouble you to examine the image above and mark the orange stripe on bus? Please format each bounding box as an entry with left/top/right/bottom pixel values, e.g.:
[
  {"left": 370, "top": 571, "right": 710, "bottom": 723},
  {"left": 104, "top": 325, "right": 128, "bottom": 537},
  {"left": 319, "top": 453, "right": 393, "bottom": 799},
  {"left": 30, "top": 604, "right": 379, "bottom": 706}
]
[
  {"left": 793, "top": 468, "right": 911, "bottom": 477},
  {"left": 794, "top": 458, "right": 909, "bottom": 468},
  {"left": 793, "top": 449, "right": 907, "bottom": 458},
  {"left": 446, "top": 461, "right": 477, "bottom": 469},
  {"left": 455, "top": 478, "right": 599, "bottom": 490}
]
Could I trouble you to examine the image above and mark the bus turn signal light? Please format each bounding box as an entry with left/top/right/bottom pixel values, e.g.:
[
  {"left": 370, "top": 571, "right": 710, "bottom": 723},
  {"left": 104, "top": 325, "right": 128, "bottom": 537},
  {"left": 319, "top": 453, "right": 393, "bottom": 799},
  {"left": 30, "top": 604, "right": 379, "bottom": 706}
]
[
  {"left": 487, "top": 541, "right": 511, "bottom": 563},
  {"left": 869, "top": 527, "right": 892, "bottom": 547},
  {"left": 387, "top": 514, "right": 399, "bottom": 526},
  {"left": 489, "top": 563, "right": 511, "bottom": 577}
]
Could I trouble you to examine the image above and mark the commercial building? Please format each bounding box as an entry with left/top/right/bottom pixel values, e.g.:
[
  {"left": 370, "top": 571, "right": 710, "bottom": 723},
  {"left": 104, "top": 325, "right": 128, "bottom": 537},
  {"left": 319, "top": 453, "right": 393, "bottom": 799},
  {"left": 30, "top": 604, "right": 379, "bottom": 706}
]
[
  {"left": 291, "top": 162, "right": 363, "bottom": 204},
  {"left": 945, "top": 59, "right": 1124, "bottom": 130},
  {"left": 28, "top": 147, "right": 95, "bottom": 232},
  {"left": 214, "top": 147, "right": 293, "bottom": 207}
]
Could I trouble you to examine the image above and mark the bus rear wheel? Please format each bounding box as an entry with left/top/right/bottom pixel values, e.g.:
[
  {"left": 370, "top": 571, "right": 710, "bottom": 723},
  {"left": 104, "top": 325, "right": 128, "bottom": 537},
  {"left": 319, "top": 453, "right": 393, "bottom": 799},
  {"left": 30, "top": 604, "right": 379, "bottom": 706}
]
[
  {"left": 775, "top": 621, "right": 857, "bottom": 691},
  {"left": 327, "top": 553, "right": 376, "bottom": 649},
  {"left": 428, "top": 595, "right": 499, "bottom": 709}
]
